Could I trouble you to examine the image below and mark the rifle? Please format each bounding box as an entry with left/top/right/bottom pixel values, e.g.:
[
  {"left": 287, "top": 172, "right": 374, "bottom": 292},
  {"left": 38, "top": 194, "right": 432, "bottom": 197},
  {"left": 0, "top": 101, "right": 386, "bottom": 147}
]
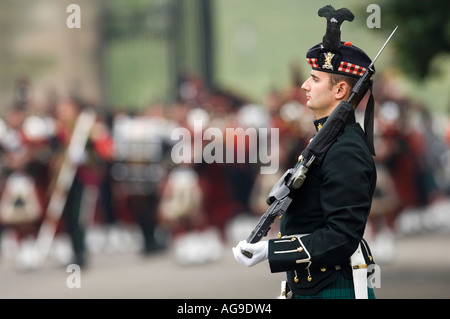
[{"left": 242, "top": 26, "right": 398, "bottom": 258}]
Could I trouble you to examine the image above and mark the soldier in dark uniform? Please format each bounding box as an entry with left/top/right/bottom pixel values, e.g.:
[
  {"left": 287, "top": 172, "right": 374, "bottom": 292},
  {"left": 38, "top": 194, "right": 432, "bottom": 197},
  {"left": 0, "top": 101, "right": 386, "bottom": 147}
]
[{"left": 233, "top": 6, "right": 377, "bottom": 299}]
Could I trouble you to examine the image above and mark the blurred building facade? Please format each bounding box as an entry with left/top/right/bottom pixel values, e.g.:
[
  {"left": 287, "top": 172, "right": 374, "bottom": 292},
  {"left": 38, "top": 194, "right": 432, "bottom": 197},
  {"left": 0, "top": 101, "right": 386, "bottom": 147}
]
[
  {"left": 0, "top": 0, "right": 102, "bottom": 112},
  {"left": 0, "top": 0, "right": 215, "bottom": 113}
]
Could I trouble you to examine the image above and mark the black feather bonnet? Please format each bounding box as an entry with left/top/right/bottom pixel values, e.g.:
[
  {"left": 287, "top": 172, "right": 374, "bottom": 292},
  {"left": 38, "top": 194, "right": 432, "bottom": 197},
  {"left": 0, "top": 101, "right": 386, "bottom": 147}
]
[{"left": 306, "top": 5, "right": 374, "bottom": 78}]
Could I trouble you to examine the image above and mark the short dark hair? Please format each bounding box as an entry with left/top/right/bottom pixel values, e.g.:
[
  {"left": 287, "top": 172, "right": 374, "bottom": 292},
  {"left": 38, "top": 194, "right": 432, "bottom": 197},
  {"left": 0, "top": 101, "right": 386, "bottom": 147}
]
[{"left": 328, "top": 73, "right": 358, "bottom": 91}]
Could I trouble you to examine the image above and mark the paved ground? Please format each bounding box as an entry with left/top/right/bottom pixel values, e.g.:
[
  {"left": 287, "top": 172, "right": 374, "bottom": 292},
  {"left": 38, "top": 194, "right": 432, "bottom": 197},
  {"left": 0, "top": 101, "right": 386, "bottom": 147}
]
[{"left": 0, "top": 228, "right": 449, "bottom": 299}]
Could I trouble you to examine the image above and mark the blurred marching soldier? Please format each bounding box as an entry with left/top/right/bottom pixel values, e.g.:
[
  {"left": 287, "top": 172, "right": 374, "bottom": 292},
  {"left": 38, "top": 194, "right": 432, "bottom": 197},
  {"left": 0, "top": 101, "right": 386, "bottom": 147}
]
[
  {"left": 0, "top": 106, "right": 44, "bottom": 248},
  {"left": 49, "top": 98, "right": 86, "bottom": 267},
  {"left": 49, "top": 97, "right": 104, "bottom": 267},
  {"left": 111, "top": 110, "right": 170, "bottom": 255},
  {"left": 233, "top": 6, "right": 378, "bottom": 299}
]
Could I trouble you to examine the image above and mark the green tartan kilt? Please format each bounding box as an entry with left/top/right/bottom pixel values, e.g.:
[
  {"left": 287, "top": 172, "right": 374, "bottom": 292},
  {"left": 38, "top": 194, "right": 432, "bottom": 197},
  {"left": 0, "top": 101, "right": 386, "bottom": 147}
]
[{"left": 293, "top": 271, "right": 376, "bottom": 299}]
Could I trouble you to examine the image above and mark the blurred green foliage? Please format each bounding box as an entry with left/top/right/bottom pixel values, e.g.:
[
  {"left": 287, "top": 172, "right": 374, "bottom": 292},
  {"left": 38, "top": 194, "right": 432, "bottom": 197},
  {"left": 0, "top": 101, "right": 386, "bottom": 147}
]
[
  {"left": 214, "top": 0, "right": 450, "bottom": 112},
  {"left": 379, "top": 0, "right": 450, "bottom": 80},
  {"left": 104, "top": 0, "right": 175, "bottom": 39}
]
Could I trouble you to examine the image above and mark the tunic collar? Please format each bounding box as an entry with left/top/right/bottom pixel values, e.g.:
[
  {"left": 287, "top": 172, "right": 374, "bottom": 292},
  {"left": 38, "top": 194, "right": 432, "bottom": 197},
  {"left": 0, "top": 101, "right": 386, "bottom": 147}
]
[
  {"left": 313, "top": 117, "right": 327, "bottom": 132},
  {"left": 313, "top": 111, "right": 356, "bottom": 133}
]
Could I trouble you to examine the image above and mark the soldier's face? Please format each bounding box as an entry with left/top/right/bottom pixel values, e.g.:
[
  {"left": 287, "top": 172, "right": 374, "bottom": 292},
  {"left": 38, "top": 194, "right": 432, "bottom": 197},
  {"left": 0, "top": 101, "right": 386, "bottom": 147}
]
[{"left": 301, "top": 70, "right": 337, "bottom": 118}]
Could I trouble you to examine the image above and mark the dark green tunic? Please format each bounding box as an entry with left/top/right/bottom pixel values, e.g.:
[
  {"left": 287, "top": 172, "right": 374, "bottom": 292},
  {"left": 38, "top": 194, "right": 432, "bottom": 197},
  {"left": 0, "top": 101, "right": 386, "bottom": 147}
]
[{"left": 268, "top": 111, "right": 377, "bottom": 297}]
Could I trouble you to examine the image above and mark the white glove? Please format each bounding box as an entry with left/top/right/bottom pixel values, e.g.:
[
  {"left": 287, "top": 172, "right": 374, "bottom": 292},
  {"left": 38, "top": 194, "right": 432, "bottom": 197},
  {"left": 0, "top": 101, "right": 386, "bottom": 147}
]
[{"left": 232, "top": 240, "right": 268, "bottom": 267}]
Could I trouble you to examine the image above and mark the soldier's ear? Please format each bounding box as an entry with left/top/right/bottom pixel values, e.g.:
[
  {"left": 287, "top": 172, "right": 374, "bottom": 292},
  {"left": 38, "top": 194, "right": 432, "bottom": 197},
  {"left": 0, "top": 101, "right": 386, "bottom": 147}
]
[{"left": 335, "top": 81, "right": 350, "bottom": 100}]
